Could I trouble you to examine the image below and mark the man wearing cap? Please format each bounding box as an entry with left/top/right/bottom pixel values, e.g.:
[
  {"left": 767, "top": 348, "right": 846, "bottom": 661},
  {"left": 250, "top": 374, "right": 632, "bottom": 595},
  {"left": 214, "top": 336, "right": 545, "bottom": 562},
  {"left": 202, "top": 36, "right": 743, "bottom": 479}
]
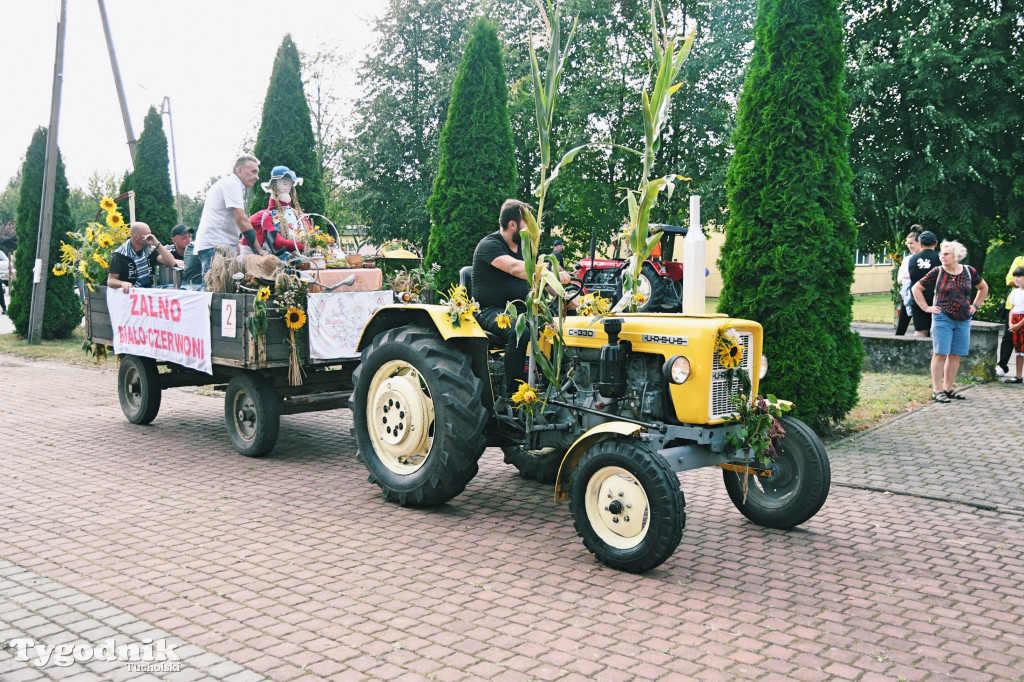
[
  {"left": 551, "top": 238, "right": 565, "bottom": 267},
  {"left": 244, "top": 165, "right": 311, "bottom": 257},
  {"left": 166, "top": 224, "right": 191, "bottom": 263},
  {"left": 107, "top": 222, "right": 178, "bottom": 294},
  {"left": 166, "top": 224, "right": 203, "bottom": 290},
  {"left": 194, "top": 154, "right": 266, "bottom": 277},
  {"left": 906, "top": 230, "right": 942, "bottom": 337}
]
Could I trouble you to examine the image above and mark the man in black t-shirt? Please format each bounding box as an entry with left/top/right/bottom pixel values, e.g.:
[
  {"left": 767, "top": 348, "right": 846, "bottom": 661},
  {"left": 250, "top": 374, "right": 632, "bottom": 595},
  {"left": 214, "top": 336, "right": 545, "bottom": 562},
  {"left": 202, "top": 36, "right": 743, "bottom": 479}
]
[
  {"left": 473, "top": 199, "right": 570, "bottom": 392},
  {"left": 107, "top": 222, "right": 177, "bottom": 294},
  {"left": 906, "top": 230, "right": 941, "bottom": 336}
]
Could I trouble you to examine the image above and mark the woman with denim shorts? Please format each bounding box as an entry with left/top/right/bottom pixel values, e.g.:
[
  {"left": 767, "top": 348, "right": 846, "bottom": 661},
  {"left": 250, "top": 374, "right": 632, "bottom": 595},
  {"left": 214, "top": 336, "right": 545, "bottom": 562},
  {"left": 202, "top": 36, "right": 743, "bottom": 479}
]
[{"left": 912, "top": 240, "right": 989, "bottom": 403}]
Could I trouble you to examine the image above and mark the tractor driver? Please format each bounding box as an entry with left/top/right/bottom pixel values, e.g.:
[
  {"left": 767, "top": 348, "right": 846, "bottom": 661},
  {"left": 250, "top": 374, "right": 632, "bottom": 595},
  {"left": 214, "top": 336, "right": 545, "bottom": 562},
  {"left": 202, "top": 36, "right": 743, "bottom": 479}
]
[{"left": 472, "top": 199, "right": 571, "bottom": 392}]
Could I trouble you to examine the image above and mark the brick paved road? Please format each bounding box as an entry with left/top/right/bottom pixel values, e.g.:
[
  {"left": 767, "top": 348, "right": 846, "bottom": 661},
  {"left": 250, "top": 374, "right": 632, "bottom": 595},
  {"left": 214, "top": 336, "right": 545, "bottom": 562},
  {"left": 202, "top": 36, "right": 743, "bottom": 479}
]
[{"left": 0, "top": 355, "right": 1021, "bottom": 681}]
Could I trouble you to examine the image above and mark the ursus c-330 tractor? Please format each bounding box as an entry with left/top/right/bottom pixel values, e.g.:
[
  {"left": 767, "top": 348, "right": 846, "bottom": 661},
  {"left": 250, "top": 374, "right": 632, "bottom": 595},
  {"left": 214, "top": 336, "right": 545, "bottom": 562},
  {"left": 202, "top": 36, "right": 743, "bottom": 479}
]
[{"left": 350, "top": 304, "right": 830, "bottom": 573}]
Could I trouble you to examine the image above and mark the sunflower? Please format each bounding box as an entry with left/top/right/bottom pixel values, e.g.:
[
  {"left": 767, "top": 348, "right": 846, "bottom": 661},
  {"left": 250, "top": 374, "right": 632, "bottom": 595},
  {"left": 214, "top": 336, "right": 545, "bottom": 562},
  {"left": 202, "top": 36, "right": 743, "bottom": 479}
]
[
  {"left": 635, "top": 292, "right": 647, "bottom": 305},
  {"left": 511, "top": 381, "right": 537, "bottom": 405},
  {"left": 85, "top": 226, "right": 94, "bottom": 243},
  {"left": 52, "top": 262, "right": 68, "bottom": 276},
  {"left": 99, "top": 196, "right": 117, "bottom": 212},
  {"left": 496, "top": 313, "right": 512, "bottom": 329},
  {"left": 284, "top": 307, "right": 307, "bottom": 330},
  {"left": 59, "top": 242, "right": 78, "bottom": 266},
  {"left": 719, "top": 344, "right": 743, "bottom": 369},
  {"left": 78, "top": 261, "right": 89, "bottom": 276},
  {"left": 541, "top": 323, "right": 557, "bottom": 340},
  {"left": 256, "top": 286, "right": 271, "bottom": 301},
  {"left": 91, "top": 253, "right": 108, "bottom": 269},
  {"left": 106, "top": 211, "right": 124, "bottom": 229},
  {"left": 96, "top": 233, "right": 115, "bottom": 249}
]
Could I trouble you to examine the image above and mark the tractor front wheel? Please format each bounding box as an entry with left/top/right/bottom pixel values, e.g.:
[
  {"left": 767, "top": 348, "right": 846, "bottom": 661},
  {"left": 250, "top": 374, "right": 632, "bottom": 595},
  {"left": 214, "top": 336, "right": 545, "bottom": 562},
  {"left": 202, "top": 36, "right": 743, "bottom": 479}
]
[
  {"left": 352, "top": 326, "right": 487, "bottom": 507},
  {"left": 569, "top": 437, "right": 685, "bottom": 573},
  {"left": 722, "top": 416, "right": 831, "bottom": 528}
]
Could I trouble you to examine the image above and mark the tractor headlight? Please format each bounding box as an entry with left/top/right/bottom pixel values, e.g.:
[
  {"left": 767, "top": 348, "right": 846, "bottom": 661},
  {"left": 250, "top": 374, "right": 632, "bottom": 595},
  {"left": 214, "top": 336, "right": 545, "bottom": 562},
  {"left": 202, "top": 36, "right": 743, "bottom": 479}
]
[
  {"left": 663, "top": 355, "right": 691, "bottom": 385},
  {"left": 759, "top": 354, "right": 768, "bottom": 379}
]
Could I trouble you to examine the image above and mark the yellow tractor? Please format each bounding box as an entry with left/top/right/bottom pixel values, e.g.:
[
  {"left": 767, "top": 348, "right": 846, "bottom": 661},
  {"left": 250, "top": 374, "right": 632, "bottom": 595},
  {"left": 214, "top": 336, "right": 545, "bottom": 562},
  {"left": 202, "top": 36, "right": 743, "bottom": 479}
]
[{"left": 350, "top": 302, "right": 830, "bottom": 573}]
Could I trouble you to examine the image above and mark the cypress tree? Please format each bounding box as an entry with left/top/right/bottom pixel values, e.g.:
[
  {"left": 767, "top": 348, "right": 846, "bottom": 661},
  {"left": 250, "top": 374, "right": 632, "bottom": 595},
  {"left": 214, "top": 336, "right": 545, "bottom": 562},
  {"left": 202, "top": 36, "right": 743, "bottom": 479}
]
[
  {"left": 9, "top": 128, "right": 82, "bottom": 339},
  {"left": 426, "top": 17, "right": 517, "bottom": 292},
  {"left": 717, "top": 0, "right": 862, "bottom": 431},
  {"left": 250, "top": 35, "right": 323, "bottom": 217},
  {"left": 121, "top": 107, "right": 178, "bottom": 243}
]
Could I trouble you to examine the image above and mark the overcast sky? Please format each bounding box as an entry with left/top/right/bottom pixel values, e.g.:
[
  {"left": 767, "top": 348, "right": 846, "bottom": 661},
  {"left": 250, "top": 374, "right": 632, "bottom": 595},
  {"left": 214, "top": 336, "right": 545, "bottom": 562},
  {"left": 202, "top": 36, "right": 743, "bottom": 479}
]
[{"left": 6, "top": 0, "right": 390, "bottom": 196}]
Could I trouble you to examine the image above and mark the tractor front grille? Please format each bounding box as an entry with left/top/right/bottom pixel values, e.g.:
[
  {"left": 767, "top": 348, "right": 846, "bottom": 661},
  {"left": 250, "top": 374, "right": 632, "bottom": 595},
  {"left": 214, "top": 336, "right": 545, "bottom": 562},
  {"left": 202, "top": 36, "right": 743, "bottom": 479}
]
[{"left": 709, "top": 330, "right": 753, "bottom": 421}]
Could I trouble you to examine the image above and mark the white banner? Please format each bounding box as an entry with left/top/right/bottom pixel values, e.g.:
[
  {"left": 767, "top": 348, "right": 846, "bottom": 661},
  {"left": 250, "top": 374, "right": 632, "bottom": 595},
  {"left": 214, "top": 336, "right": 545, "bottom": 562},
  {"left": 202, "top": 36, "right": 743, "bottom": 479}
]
[
  {"left": 307, "top": 291, "right": 393, "bottom": 360},
  {"left": 106, "top": 288, "right": 214, "bottom": 374}
]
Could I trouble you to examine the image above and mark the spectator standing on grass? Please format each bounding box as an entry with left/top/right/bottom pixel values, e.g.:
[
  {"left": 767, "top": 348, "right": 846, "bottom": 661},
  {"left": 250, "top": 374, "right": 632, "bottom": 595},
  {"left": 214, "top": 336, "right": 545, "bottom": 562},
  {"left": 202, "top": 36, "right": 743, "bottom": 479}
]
[
  {"left": 895, "top": 228, "right": 922, "bottom": 336},
  {"left": 912, "top": 240, "right": 988, "bottom": 403},
  {"left": 1002, "top": 266, "right": 1024, "bottom": 384},
  {"left": 997, "top": 253, "right": 1024, "bottom": 376},
  {"left": 906, "top": 230, "right": 941, "bottom": 337}
]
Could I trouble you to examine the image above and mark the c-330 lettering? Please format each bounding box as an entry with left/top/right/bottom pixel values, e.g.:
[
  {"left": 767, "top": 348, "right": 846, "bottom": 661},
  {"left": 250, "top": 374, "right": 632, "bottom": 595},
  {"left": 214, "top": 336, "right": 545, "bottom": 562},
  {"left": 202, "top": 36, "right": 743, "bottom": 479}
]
[{"left": 567, "top": 328, "right": 595, "bottom": 338}]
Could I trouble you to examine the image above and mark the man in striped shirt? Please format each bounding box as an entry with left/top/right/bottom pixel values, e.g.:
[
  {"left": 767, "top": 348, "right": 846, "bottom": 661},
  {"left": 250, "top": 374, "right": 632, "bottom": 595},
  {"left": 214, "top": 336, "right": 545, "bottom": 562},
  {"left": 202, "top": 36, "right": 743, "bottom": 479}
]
[{"left": 107, "top": 222, "right": 177, "bottom": 294}]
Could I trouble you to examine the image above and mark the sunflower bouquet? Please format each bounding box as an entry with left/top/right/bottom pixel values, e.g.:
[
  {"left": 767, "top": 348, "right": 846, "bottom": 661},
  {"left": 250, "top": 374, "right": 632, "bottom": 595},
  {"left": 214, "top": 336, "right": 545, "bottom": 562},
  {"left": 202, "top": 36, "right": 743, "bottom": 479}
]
[
  {"left": 52, "top": 197, "right": 128, "bottom": 290},
  {"left": 576, "top": 292, "right": 610, "bottom": 317},
  {"left": 715, "top": 328, "right": 744, "bottom": 369},
  {"left": 440, "top": 284, "right": 479, "bottom": 328},
  {"left": 274, "top": 274, "right": 309, "bottom": 386}
]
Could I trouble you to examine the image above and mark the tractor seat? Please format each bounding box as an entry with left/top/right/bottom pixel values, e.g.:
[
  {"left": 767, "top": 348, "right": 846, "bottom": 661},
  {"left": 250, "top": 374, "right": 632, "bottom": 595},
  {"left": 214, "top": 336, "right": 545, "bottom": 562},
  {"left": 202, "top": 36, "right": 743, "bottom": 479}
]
[{"left": 458, "top": 265, "right": 503, "bottom": 347}]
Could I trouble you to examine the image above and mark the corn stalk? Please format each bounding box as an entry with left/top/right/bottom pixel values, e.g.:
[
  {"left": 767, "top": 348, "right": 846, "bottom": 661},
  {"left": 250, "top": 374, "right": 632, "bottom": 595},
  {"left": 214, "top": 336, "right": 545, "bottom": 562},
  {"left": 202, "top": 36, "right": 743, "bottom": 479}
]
[{"left": 504, "top": 1, "right": 578, "bottom": 393}]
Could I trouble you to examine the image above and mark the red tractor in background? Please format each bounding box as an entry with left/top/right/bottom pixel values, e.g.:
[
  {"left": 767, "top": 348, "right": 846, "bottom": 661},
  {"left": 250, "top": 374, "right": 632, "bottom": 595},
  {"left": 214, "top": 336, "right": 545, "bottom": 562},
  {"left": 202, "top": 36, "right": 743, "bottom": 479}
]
[{"left": 574, "top": 223, "right": 696, "bottom": 313}]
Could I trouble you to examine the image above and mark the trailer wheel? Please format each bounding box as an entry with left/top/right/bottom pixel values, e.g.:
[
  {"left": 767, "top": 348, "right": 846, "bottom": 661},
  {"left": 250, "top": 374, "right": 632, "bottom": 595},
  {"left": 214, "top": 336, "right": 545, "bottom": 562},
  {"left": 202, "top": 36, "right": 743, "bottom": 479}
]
[
  {"left": 352, "top": 326, "right": 487, "bottom": 507},
  {"left": 225, "top": 372, "right": 280, "bottom": 458},
  {"left": 118, "top": 355, "right": 162, "bottom": 425},
  {"left": 569, "top": 437, "right": 685, "bottom": 573},
  {"left": 502, "top": 446, "right": 564, "bottom": 484},
  {"left": 722, "top": 416, "right": 830, "bottom": 529}
]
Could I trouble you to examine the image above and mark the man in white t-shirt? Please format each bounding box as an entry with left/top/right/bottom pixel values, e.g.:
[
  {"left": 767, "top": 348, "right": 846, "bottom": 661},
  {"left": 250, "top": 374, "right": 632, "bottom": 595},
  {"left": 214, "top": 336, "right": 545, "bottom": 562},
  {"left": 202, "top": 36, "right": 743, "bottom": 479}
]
[{"left": 194, "top": 154, "right": 266, "bottom": 276}]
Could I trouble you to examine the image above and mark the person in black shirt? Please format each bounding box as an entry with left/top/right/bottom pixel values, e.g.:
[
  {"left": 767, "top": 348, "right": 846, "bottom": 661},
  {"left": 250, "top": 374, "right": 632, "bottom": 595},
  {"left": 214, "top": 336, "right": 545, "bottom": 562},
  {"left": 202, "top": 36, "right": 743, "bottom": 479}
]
[
  {"left": 906, "top": 230, "right": 941, "bottom": 337},
  {"left": 552, "top": 239, "right": 565, "bottom": 267},
  {"left": 107, "top": 222, "right": 177, "bottom": 294},
  {"left": 473, "top": 199, "right": 570, "bottom": 392}
]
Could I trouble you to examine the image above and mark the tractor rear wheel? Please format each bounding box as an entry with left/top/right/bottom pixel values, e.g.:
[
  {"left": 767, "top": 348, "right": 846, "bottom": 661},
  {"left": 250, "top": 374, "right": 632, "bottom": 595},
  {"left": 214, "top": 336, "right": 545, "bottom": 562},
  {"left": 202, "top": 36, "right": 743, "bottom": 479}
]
[
  {"left": 352, "top": 326, "right": 487, "bottom": 507},
  {"left": 628, "top": 262, "right": 671, "bottom": 312},
  {"left": 722, "top": 416, "right": 830, "bottom": 528},
  {"left": 569, "top": 437, "right": 685, "bottom": 573},
  {"left": 502, "top": 445, "right": 564, "bottom": 483}
]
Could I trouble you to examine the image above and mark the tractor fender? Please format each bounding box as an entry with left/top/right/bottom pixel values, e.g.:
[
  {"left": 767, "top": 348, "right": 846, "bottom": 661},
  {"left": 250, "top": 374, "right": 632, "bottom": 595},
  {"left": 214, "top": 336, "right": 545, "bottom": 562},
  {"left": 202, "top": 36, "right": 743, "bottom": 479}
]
[
  {"left": 356, "top": 304, "right": 488, "bottom": 352},
  {"left": 554, "top": 421, "right": 645, "bottom": 502}
]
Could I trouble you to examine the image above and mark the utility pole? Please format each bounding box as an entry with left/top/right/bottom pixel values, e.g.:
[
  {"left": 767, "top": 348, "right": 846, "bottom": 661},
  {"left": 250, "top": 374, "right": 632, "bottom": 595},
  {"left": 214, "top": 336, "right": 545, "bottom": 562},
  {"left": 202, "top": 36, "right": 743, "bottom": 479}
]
[
  {"left": 28, "top": 0, "right": 68, "bottom": 345},
  {"left": 160, "top": 96, "right": 184, "bottom": 224},
  {"left": 97, "top": 0, "right": 137, "bottom": 166}
]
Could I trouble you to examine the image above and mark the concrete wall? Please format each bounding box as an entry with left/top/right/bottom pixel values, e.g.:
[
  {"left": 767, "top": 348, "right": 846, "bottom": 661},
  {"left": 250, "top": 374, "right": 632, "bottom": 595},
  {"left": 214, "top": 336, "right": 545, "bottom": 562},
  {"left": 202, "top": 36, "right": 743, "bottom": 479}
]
[{"left": 857, "top": 320, "right": 1000, "bottom": 381}]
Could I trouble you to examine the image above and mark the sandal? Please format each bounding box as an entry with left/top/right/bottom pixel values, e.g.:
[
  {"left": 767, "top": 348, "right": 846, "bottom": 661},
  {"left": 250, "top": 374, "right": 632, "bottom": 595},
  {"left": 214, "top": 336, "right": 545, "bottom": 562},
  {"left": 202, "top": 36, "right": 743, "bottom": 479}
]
[
  {"left": 931, "top": 391, "right": 950, "bottom": 403},
  {"left": 943, "top": 389, "right": 967, "bottom": 400},
  {"left": 1004, "top": 377, "right": 1023, "bottom": 384}
]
